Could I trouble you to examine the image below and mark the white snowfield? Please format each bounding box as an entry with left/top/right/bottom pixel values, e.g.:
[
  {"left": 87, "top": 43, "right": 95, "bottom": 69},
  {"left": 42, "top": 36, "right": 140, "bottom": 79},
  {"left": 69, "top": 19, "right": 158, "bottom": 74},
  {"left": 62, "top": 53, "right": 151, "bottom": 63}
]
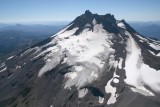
[
  {"left": 62, "top": 23, "right": 116, "bottom": 88},
  {"left": 37, "top": 19, "right": 117, "bottom": 90},
  {"left": 125, "top": 31, "right": 160, "bottom": 96}
]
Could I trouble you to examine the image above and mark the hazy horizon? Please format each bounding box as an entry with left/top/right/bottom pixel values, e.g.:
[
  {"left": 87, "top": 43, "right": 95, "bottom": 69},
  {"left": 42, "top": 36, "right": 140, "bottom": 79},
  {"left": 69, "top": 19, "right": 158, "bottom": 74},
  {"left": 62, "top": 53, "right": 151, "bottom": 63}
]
[
  {"left": 1, "top": 20, "right": 160, "bottom": 26},
  {"left": 1, "top": 0, "right": 160, "bottom": 23}
]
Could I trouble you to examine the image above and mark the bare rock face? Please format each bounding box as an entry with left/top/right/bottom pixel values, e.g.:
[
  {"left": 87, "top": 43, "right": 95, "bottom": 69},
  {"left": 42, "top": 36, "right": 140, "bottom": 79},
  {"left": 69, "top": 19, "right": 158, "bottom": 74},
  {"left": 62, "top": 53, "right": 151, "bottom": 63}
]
[{"left": 0, "top": 10, "right": 160, "bottom": 107}]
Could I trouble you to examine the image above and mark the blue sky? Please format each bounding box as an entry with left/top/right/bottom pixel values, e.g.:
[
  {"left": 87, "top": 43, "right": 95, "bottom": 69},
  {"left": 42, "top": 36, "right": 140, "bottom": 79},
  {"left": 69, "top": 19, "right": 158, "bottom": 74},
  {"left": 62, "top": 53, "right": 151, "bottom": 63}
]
[{"left": 0, "top": 0, "right": 160, "bottom": 23}]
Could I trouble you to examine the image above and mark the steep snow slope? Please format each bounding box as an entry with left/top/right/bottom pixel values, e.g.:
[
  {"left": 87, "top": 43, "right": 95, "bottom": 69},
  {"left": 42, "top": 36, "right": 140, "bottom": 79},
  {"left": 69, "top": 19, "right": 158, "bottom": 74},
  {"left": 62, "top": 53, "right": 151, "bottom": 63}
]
[{"left": 125, "top": 31, "right": 155, "bottom": 96}]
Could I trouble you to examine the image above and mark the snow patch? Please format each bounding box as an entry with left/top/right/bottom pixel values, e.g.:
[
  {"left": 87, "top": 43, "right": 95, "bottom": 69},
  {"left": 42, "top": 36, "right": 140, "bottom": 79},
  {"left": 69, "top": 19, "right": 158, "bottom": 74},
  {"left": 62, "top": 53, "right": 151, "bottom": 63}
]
[
  {"left": 85, "top": 23, "right": 91, "bottom": 27},
  {"left": 139, "top": 40, "right": 143, "bottom": 42},
  {"left": 136, "top": 34, "right": 160, "bottom": 51},
  {"left": 148, "top": 50, "right": 158, "bottom": 56},
  {"left": 92, "top": 19, "right": 97, "bottom": 25},
  {"left": 20, "top": 47, "right": 40, "bottom": 57},
  {"left": 118, "top": 58, "right": 123, "bottom": 69},
  {"left": 113, "top": 78, "right": 119, "bottom": 83},
  {"left": 105, "top": 79, "right": 117, "bottom": 105},
  {"left": 65, "top": 72, "right": 77, "bottom": 80},
  {"left": 156, "top": 52, "right": 160, "bottom": 56},
  {"left": 51, "top": 23, "right": 74, "bottom": 37},
  {"left": 117, "top": 22, "right": 126, "bottom": 29},
  {"left": 78, "top": 88, "right": 88, "bottom": 98},
  {"left": 131, "top": 87, "right": 154, "bottom": 96},
  {"left": 7, "top": 56, "right": 14, "bottom": 60},
  {"left": 148, "top": 38, "right": 160, "bottom": 43},
  {"left": 0, "top": 67, "right": 7, "bottom": 72},
  {"left": 149, "top": 43, "right": 160, "bottom": 50},
  {"left": 16, "top": 66, "right": 21, "bottom": 69},
  {"left": 109, "top": 55, "right": 118, "bottom": 69},
  {"left": 140, "top": 64, "right": 160, "bottom": 92},
  {"left": 136, "top": 34, "right": 148, "bottom": 42},
  {"left": 99, "top": 96, "right": 104, "bottom": 104},
  {"left": 0, "top": 63, "right": 5, "bottom": 69}
]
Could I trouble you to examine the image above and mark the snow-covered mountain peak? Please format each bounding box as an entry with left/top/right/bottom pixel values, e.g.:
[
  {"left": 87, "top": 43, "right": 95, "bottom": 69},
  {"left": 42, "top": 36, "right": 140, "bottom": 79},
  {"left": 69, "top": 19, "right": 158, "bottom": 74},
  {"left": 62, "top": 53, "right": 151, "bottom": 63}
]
[
  {"left": 32, "top": 11, "right": 160, "bottom": 94},
  {"left": 0, "top": 11, "right": 160, "bottom": 107}
]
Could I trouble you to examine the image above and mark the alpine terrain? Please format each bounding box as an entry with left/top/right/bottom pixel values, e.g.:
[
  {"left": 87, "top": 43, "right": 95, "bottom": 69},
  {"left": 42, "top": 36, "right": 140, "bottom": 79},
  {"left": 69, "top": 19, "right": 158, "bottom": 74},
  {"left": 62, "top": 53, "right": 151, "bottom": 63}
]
[{"left": 0, "top": 10, "right": 160, "bottom": 107}]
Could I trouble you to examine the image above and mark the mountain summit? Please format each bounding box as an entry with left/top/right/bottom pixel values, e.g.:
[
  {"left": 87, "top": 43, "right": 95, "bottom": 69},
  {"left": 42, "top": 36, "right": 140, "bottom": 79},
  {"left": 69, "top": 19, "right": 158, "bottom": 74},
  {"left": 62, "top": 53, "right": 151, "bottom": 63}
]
[{"left": 0, "top": 11, "right": 160, "bottom": 107}]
